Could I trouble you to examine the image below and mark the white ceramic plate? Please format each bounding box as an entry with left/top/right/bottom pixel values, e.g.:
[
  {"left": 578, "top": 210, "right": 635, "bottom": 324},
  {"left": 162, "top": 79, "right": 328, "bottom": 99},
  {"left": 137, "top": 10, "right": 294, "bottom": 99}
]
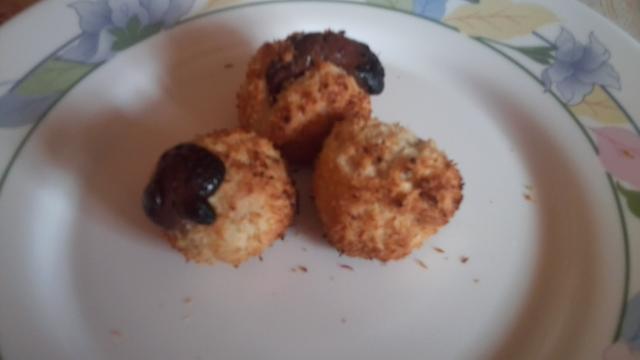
[{"left": 1, "top": 1, "right": 639, "bottom": 359}]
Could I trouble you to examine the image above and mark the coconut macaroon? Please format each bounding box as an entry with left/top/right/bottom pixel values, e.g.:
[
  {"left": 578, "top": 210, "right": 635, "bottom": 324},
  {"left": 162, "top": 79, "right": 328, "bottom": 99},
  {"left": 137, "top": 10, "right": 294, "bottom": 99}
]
[
  {"left": 142, "top": 129, "right": 295, "bottom": 266},
  {"left": 313, "top": 117, "right": 463, "bottom": 261},
  {"left": 237, "top": 30, "right": 384, "bottom": 164}
]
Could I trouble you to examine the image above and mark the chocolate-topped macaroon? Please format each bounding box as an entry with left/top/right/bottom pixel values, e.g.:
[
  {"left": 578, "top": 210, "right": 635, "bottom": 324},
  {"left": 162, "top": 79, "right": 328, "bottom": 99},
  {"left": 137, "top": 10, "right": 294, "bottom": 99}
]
[
  {"left": 143, "top": 129, "right": 295, "bottom": 266},
  {"left": 237, "top": 30, "right": 385, "bottom": 164}
]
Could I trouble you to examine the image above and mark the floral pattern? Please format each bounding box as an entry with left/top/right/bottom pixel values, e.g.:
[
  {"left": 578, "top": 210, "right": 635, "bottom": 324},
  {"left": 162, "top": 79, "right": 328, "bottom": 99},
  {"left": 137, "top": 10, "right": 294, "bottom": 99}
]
[
  {"left": 0, "top": 0, "right": 639, "bottom": 357},
  {"left": 0, "top": 92, "right": 60, "bottom": 127},
  {"left": 63, "top": 0, "right": 195, "bottom": 63},
  {"left": 594, "top": 127, "right": 640, "bottom": 189},
  {"left": 606, "top": 292, "right": 640, "bottom": 358},
  {"left": 443, "top": 0, "right": 557, "bottom": 40},
  {"left": 412, "top": 0, "right": 447, "bottom": 19},
  {"left": 542, "top": 29, "right": 621, "bottom": 106},
  {"left": 592, "top": 126, "right": 640, "bottom": 218},
  {"left": 0, "top": 0, "right": 195, "bottom": 128}
]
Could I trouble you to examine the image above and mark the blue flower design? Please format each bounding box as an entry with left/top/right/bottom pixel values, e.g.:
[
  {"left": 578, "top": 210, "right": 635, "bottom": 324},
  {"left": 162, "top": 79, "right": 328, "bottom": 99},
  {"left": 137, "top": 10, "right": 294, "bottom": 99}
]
[
  {"left": 0, "top": 0, "right": 196, "bottom": 127},
  {"left": 412, "top": 0, "right": 446, "bottom": 20},
  {"left": 0, "top": 92, "right": 60, "bottom": 127},
  {"left": 620, "top": 292, "right": 640, "bottom": 351},
  {"left": 62, "top": 0, "right": 195, "bottom": 63},
  {"left": 542, "top": 28, "right": 621, "bottom": 106}
]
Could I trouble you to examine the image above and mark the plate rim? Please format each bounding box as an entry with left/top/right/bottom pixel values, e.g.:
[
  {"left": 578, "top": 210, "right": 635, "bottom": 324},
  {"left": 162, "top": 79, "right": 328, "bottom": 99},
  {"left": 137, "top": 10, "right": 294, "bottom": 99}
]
[{"left": 0, "top": 0, "right": 638, "bottom": 357}]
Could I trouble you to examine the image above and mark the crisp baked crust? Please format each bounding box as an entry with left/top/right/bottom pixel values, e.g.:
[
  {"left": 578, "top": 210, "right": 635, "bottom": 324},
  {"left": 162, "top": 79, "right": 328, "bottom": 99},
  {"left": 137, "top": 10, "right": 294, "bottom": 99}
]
[
  {"left": 166, "top": 129, "right": 295, "bottom": 266},
  {"left": 237, "top": 39, "right": 371, "bottom": 164},
  {"left": 313, "top": 118, "right": 463, "bottom": 261}
]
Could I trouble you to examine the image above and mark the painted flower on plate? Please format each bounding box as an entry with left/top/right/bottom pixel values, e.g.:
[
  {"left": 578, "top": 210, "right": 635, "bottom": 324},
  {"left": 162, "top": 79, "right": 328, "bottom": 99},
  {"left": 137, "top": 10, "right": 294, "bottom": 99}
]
[
  {"left": 412, "top": 0, "right": 447, "bottom": 20},
  {"left": 542, "top": 28, "right": 621, "bottom": 106},
  {"left": 0, "top": 0, "right": 196, "bottom": 127},
  {"left": 593, "top": 127, "right": 640, "bottom": 189},
  {"left": 0, "top": 92, "right": 60, "bottom": 127},
  {"left": 605, "top": 292, "right": 640, "bottom": 358},
  {"left": 62, "top": 0, "right": 195, "bottom": 63}
]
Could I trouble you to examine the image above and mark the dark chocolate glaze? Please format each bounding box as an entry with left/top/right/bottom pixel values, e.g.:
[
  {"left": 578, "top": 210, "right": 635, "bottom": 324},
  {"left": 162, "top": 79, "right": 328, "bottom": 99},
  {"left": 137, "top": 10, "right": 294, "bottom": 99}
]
[
  {"left": 143, "top": 143, "right": 225, "bottom": 230},
  {"left": 266, "top": 31, "right": 385, "bottom": 99}
]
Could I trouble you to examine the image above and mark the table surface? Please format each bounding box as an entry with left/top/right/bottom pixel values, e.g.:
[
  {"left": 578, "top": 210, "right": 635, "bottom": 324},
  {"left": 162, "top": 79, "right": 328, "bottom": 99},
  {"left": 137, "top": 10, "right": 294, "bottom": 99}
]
[{"left": 1, "top": 0, "right": 639, "bottom": 40}]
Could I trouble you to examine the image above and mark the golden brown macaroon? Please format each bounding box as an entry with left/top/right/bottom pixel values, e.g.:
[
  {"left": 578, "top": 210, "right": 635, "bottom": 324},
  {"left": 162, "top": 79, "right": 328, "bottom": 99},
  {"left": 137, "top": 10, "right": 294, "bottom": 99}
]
[
  {"left": 237, "top": 31, "right": 385, "bottom": 164},
  {"left": 313, "top": 117, "right": 463, "bottom": 261},
  {"left": 143, "top": 129, "right": 295, "bottom": 266}
]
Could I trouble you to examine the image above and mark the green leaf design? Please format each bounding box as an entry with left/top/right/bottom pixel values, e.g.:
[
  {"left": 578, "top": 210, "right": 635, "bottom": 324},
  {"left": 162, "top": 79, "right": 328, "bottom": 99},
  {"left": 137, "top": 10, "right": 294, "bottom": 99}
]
[
  {"left": 16, "top": 59, "right": 95, "bottom": 97},
  {"left": 618, "top": 183, "right": 640, "bottom": 218},
  {"left": 479, "top": 37, "right": 556, "bottom": 65},
  {"left": 127, "top": 15, "right": 142, "bottom": 34},
  {"left": 512, "top": 45, "right": 555, "bottom": 65},
  {"left": 110, "top": 16, "right": 163, "bottom": 51}
]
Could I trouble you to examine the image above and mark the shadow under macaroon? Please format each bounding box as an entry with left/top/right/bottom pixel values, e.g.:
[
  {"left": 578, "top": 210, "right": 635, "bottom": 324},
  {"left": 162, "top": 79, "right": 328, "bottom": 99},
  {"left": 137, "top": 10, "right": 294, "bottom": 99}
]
[
  {"left": 41, "top": 20, "right": 256, "bottom": 356},
  {"left": 43, "top": 22, "right": 251, "bottom": 248}
]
